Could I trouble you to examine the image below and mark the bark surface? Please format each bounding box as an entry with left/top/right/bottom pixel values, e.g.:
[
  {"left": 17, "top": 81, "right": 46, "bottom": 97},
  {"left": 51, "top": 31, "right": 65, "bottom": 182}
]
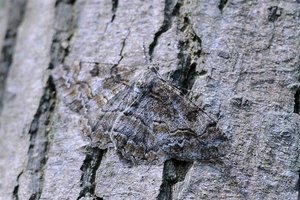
[{"left": 0, "top": 0, "right": 299, "bottom": 199}]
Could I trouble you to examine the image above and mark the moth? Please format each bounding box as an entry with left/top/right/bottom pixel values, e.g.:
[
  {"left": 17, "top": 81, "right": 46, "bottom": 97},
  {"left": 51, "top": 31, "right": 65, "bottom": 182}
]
[{"left": 53, "top": 60, "right": 228, "bottom": 164}]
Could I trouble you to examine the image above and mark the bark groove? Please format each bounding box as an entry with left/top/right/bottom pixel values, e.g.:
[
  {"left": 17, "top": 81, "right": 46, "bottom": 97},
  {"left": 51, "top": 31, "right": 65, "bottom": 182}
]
[
  {"left": 157, "top": 159, "right": 192, "bottom": 200},
  {"left": 12, "top": 171, "right": 23, "bottom": 200},
  {"left": 0, "top": 0, "right": 28, "bottom": 112},
  {"left": 111, "top": 0, "right": 118, "bottom": 22},
  {"left": 50, "top": 0, "right": 78, "bottom": 69},
  {"left": 78, "top": 147, "right": 106, "bottom": 199},
  {"left": 26, "top": 77, "right": 56, "bottom": 200},
  {"left": 148, "top": 0, "right": 183, "bottom": 60},
  {"left": 218, "top": 0, "right": 228, "bottom": 12}
]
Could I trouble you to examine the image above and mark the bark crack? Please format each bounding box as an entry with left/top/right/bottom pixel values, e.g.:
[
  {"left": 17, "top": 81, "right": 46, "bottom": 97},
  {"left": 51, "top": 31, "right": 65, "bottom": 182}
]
[
  {"left": 268, "top": 6, "right": 282, "bottom": 22},
  {"left": 117, "top": 29, "right": 130, "bottom": 64},
  {"left": 12, "top": 171, "right": 23, "bottom": 200},
  {"left": 50, "top": 0, "right": 78, "bottom": 69},
  {"left": 0, "top": 0, "right": 28, "bottom": 112},
  {"left": 111, "top": 0, "right": 118, "bottom": 22},
  {"left": 148, "top": 0, "right": 183, "bottom": 60},
  {"left": 157, "top": 159, "right": 192, "bottom": 200},
  {"left": 77, "top": 147, "right": 106, "bottom": 199},
  {"left": 110, "top": 29, "right": 131, "bottom": 78},
  {"left": 218, "top": 0, "right": 228, "bottom": 12},
  {"left": 26, "top": 76, "right": 57, "bottom": 200},
  {"left": 170, "top": 11, "right": 203, "bottom": 94}
]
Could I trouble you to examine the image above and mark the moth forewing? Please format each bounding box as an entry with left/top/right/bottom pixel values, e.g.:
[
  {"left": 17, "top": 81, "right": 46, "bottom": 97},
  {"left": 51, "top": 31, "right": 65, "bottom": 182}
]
[{"left": 54, "top": 60, "right": 228, "bottom": 164}]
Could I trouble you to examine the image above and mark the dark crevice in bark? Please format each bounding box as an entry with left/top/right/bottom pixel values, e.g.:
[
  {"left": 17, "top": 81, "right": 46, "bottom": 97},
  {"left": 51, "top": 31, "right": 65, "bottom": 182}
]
[
  {"left": 182, "top": 62, "right": 197, "bottom": 93},
  {"left": 294, "top": 88, "right": 300, "bottom": 114},
  {"left": 170, "top": 13, "right": 202, "bottom": 94},
  {"left": 111, "top": 0, "right": 118, "bottom": 22},
  {"left": 50, "top": 0, "right": 78, "bottom": 69},
  {"left": 26, "top": 76, "right": 57, "bottom": 200},
  {"left": 117, "top": 29, "right": 130, "bottom": 63},
  {"left": 157, "top": 159, "right": 193, "bottom": 200},
  {"left": 12, "top": 185, "right": 19, "bottom": 200},
  {"left": 110, "top": 29, "right": 130, "bottom": 79},
  {"left": 12, "top": 171, "right": 23, "bottom": 200},
  {"left": 77, "top": 147, "right": 107, "bottom": 200},
  {"left": 268, "top": 6, "right": 282, "bottom": 22},
  {"left": 218, "top": 0, "right": 228, "bottom": 12},
  {"left": 148, "top": 0, "right": 183, "bottom": 60},
  {"left": 0, "top": 0, "right": 28, "bottom": 112},
  {"left": 171, "top": 40, "right": 192, "bottom": 91}
]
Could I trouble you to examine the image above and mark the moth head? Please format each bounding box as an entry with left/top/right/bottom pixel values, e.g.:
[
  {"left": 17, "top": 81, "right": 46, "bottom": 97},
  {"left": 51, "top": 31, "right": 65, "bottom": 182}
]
[
  {"left": 133, "top": 78, "right": 155, "bottom": 95},
  {"left": 134, "top": 80, "right": 147, "bottom": 94}
]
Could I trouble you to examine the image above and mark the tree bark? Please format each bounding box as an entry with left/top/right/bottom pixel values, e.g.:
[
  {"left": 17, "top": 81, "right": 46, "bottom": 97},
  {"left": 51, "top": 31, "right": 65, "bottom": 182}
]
[{"left": 0, "top": 0, "right": 299, "bottom": 199}]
